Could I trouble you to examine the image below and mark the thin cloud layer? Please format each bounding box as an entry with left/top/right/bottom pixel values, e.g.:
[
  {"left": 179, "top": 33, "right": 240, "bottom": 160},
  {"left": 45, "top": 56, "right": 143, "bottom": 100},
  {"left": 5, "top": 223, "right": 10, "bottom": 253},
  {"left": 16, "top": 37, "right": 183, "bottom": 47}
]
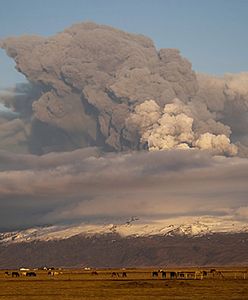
[{"left": 0, "top": 149, "right": 247, "bottom": 230}]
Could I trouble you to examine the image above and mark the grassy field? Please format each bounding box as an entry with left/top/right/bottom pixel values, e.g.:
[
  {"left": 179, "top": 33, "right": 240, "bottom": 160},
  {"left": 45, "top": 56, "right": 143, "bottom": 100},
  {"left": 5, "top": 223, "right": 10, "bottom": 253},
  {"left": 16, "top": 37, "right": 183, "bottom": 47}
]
[{"left": 1, "top": 268, "right": 248, "bottom": 299}]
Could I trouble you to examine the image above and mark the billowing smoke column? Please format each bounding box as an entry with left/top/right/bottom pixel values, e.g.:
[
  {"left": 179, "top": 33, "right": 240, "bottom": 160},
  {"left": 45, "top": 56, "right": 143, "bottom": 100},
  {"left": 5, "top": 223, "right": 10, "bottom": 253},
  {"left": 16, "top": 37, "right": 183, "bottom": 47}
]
[
  {"left": 126, "top": 98, "right": 237, "bottom": 156},
  {"left": 0, "top": 22, "right": 248, "bottom": 156},
  {"left": 0, "top": 22, "right": 198, "bottom": 154}
]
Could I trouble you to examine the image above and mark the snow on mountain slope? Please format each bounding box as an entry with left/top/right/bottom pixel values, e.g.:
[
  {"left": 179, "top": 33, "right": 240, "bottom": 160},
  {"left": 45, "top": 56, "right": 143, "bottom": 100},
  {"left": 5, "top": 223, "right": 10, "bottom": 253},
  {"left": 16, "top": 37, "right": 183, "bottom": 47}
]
[{"left": 0, "top": 216, "right": 247, "bottom": 244}]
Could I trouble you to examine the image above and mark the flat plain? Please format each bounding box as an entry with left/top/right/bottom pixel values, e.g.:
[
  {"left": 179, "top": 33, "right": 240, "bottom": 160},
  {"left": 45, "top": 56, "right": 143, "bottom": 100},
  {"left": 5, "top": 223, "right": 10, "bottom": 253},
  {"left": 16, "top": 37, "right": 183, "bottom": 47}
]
[{"left": 0, "top": 268, "right": 248, "bottom": 299}]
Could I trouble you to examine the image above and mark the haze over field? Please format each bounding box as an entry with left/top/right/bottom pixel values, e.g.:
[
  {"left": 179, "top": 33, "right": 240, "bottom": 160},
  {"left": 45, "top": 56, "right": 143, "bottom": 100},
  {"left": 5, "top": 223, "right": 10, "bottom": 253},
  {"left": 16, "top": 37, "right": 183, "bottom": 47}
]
[{"left": 0, "top": 2, "right": 248, "bottom": 233}]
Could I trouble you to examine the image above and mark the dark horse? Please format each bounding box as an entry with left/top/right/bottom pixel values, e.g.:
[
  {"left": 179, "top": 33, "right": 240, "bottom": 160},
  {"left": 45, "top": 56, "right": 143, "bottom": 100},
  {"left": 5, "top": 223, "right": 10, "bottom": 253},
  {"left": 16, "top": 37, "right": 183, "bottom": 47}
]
[
  {"left": 26, "top": 272, "right": 36, "bottom": 277},
  {"left": 91, "top": 271, "right": 98, "bottom": 275},
  {"left": 12, "top": 272, "right": 20, "bottom": 277},
  {"left": 152, "top": 271, "right": 159, "bottom": 278},
  {"left": 111, "top": 272, "right": 119, "bottom": 277},
  {"left": 170, "top": 271, "right": 177, "bottom": 279}
]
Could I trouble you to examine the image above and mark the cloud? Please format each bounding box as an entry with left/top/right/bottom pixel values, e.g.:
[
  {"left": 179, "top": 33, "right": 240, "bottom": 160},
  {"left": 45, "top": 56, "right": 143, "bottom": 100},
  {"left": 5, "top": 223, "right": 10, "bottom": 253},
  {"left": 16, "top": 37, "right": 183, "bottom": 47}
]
[
  {"left": 0, "top": 118, "right": 30, "bottom": 153},
  {"left": 0, "top": 149, "right": 247, "bottom": 230}
]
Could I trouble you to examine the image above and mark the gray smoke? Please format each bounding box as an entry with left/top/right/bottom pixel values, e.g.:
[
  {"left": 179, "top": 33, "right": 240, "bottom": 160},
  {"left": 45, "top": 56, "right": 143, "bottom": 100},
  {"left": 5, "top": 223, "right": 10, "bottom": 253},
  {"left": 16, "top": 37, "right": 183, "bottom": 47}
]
[
  {"left": 193, "top": 73, "right": 248, "bottom": 156},
  {"left": 0, "top": 22, "right": 198, "bottom": 154},
  {"left": 0, "top": 22, "right": 247, "bottom": 157}
]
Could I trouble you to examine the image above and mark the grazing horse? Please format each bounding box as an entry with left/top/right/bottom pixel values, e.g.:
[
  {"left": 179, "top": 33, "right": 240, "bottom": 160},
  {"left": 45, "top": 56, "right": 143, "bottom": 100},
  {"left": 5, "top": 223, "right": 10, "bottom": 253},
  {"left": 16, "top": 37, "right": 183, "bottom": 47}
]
[
  {"left": 91, "top": 271, "right": 98, "bottom": 275},
  {"left": 4, "top": 271, "right": 10, "bottom": 277},
  {"left": 111, "top": 272, "right": 119, "bottom": 277},
  {"left": 152, "top": 271, "right": 159, "bottom": 278},
  {"left": 170, "top": 272, "right": 177, "bottom": 279},
  {"left": 122, "top": 272, "right": 127, "bottom": 278},
  {"left": 210, "top": 269, "right": 224, "bottom": 279},
  {"left": 11, "top": 272, "right": 20, "bottom": 277},
  {"left": 48, "top": 271, "right": 59, "bottom": 276},
  {"left": 177, "top": 272, "right": 185, "bottom": 278},
  {"left": 26, "top": 272, "right": 36, "bottom": 277},
  {"left": 195, "top": 271, "right": 203, "bottom": 280}
]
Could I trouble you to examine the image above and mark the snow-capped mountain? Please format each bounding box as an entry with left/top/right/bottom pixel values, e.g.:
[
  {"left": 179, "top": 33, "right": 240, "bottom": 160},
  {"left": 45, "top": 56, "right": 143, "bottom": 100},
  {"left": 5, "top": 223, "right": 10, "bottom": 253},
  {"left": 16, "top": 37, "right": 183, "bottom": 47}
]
[
  {"left": 1, "top": 216, "right": 247, "bottom": 244},
  {"left": 1, "top": 216, "right": 248, "bottom": 269}
]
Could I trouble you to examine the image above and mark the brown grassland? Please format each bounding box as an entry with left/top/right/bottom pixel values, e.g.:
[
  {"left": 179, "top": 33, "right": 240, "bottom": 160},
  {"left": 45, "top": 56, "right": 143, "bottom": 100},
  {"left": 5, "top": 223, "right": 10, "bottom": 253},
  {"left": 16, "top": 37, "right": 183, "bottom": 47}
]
[{"left": 0, "top": 267, "right": 248, "bottom": 299}]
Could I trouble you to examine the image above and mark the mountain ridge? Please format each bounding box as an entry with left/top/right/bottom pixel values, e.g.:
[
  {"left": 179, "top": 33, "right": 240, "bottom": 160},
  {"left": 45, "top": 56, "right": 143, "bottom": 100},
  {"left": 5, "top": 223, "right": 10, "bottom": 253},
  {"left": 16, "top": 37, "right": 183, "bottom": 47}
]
[
  {"left": 1, "top": 232, "right": 248, "bottom": 269},
  {"left": 1, "top": 217, "right": 247, "bottom": 244}
]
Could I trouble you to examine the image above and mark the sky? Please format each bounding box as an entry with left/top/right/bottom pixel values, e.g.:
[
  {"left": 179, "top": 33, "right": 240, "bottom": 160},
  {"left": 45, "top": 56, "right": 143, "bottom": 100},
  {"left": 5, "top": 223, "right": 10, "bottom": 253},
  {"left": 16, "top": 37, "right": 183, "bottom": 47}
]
[
  {"left": 0, "top": 0, "right": 248, "bottom": 88},
  {"left": 0, "top": 0, "right": 248, "bottom": 232}
]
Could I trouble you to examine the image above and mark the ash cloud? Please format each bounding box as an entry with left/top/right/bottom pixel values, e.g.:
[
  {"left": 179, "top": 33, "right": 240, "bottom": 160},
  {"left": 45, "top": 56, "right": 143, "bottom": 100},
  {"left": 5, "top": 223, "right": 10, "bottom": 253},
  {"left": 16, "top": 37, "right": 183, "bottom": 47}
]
[
  {"left": 126, "top": 98, "right": 237, "bottom": 156},
  {"left": 1, "top": 22, "right": 248, "bottom": 157},
  {"left": 0, "top": 22, "right": 198, "bottom": 154}
]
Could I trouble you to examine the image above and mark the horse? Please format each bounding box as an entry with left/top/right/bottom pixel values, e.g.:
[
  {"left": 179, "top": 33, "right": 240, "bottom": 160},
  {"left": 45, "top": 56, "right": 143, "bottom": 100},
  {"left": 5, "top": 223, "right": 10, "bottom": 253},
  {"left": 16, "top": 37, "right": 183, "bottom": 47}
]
[
  {"left": 26, "top": 272, "right": 36, "bottom": 277},
  {"left": 48, "top": 271, "right": 59, "bottom": 276},
  {"left": 122, "top": 272, "right": 127, "bottom": 277},
  {"left": 91, "top": 271, "right": 98, "bottom": 275},
  {"left": 210, "top": 269, "right": 224, "bottom": 279},
  {"left": 152, "top": 271, "right": 159, "bottom": 278},
  {"left": 11, "top": 272, "right": 20, "bottom": 277},
  {"left": 170, "top": 271, "right": 177, "bottom": 279},
  {"left": 177, "top": 272, "right": 185, "bottom": 278},
  {"left": 111, "top": 272, "right": 119, "bottom": 277}
]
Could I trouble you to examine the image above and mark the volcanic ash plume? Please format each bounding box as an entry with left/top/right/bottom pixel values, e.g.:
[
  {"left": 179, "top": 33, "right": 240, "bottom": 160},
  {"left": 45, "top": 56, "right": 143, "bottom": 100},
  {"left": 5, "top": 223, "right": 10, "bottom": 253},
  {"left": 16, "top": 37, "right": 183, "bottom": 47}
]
[
  {"left": 194, "top": 133, "right": 237, "bottom": 156},
  {"left": 0, "top": 22, "right": 198, "bottom": 154},
  {"left": 126, "top": 99, "right": 237, "bottom": 156},
  {"left": 193, "top": 73, "right": 248, "bottom": 156},
  {"left": 0, "top": 22, "right": 247, "bottom": 156}
]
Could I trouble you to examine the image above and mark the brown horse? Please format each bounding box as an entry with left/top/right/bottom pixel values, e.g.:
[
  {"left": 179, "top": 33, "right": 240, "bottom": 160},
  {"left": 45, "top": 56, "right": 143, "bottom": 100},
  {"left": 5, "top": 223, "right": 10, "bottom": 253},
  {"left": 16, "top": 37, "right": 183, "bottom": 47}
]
[
  {"left": 210, "top": 269, "right": 224, "bottom": 279},
  {"left": 111, "top": 272, "right": 119, "bottom": 277}
]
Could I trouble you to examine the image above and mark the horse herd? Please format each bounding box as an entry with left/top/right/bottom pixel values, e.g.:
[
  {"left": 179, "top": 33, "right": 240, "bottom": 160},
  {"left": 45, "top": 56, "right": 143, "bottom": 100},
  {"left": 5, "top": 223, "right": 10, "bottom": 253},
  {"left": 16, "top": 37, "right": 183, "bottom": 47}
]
[
  {"left": 150, "top": 269, "right": 224, "bottom": 280},
  {"left": 3, "top": 268, "right": 226, "bottom": 280},
  {"left": 91, "top": 269, "right": 223, "bottom": 280},
  {"left": 91, "top": 271, "right": 127, "bottom": 277},
  {"left": 4, "top": 271, "right": 63, "bottom": 277},
  {"left": 5, "top": 271, "right": 37, "bottom": 277}
]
